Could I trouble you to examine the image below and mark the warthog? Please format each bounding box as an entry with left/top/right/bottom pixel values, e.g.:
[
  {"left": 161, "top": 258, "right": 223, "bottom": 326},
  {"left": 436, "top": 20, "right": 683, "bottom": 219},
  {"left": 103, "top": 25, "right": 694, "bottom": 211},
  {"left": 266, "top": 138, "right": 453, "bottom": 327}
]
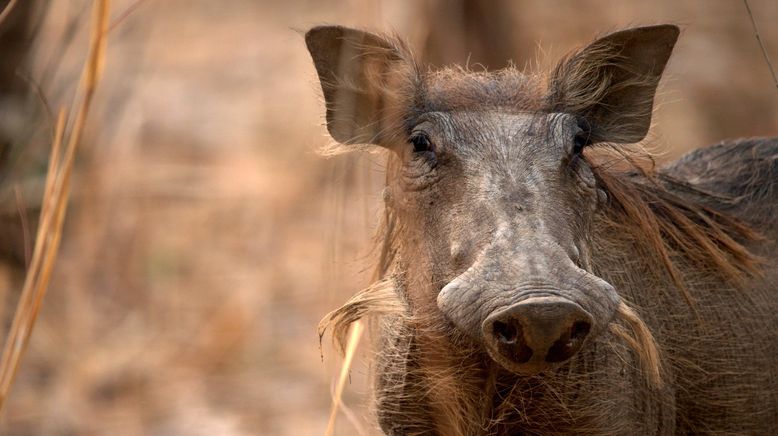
[{"left": 306, "top": 24, "right": 778, "bottom": 434}]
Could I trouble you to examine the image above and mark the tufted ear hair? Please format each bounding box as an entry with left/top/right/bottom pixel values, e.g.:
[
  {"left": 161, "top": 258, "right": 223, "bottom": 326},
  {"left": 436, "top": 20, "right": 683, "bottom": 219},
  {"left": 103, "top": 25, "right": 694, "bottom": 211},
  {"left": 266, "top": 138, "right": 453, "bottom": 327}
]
[
  {"left": 305, "top": 26, "right": 420, "bottom": 146},
  {"left": 547, "top": 25, "right": 679, "bottom": 144}
]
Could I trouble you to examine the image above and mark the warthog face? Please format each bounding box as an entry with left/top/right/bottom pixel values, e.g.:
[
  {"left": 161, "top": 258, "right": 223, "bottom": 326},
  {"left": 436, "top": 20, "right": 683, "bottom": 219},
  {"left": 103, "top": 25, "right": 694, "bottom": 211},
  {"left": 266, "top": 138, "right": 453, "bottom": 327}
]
[
  {"left": 306, "top": 25, "right": 678, "bottom": 374},
  {"left": 413, "top": 110, "right": 621, "bottom": 374}
]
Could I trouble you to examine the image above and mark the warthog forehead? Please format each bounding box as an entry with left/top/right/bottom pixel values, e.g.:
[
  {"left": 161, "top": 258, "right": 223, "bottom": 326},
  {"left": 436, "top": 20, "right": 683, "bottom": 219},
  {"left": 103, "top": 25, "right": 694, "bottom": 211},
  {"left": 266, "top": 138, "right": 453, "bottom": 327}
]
[
  {"left": 422, "top": 110, "right": 573, "bottom": 153},
  {"left": 418, "top": 111, "right": 578, "bottom": 201}
]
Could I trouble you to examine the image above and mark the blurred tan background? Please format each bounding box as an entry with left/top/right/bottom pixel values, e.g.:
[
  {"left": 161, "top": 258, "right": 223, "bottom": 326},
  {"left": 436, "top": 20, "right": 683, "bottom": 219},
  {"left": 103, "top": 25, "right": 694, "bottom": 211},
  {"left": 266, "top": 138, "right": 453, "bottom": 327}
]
[{"left": 0, "top": 0, "right": 776, "bottom": 435}]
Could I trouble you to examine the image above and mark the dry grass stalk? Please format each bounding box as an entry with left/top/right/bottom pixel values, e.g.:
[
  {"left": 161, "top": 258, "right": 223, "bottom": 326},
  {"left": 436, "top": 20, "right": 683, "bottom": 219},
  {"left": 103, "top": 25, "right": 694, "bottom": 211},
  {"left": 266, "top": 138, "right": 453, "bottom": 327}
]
[
  {"left": 0, "top": 0, "right": 110, "bottom": 412},
  {"left": 12, "top": 185, "right": 32, "bottom": 267},
  {"left": 0, "top": 0, "right": 18, "bottom": 25},
  {"left": 325, "top": 319, "right": 365, "bottom": 436},
  {"left": 742, "top": 0, "right": 778, "bottom": 93},
  {"left": 108, "top": 0, "right": 150, "bottom": 33}
]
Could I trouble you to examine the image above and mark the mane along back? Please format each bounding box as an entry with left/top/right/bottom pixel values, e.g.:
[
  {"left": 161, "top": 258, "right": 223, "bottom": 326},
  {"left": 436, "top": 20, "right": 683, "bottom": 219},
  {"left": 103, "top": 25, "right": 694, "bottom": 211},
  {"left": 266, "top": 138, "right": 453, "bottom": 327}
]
[
  {"left": 661, "top": 138, "right": 778, "bottom": 230},
  {"left": 587, "top": 145, "right": 763, "bottom": 307}
]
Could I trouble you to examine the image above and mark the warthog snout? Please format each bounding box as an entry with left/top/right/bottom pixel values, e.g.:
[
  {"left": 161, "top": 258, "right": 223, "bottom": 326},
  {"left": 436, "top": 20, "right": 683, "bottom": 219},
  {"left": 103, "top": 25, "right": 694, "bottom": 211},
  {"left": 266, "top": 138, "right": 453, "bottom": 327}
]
[
  {"left": 436, "top": 238, "right": 621, "bottom": 375},
  {"left": 483, "top": 296, "right": 593, "bottom": 373}
]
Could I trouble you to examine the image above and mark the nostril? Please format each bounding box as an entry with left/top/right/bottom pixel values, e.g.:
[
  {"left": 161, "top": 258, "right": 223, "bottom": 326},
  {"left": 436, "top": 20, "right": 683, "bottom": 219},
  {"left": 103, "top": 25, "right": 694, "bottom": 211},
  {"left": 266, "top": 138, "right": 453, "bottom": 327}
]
[
  {"left": 489, "top": 319, "right": 533, "bottom": 364},
  {"left": 493, "top": 320, "right": 518, "bottom": 344},
  {"left": 571, "top": 320, "right": 591, "bottom": 341},
  {"left": 545, "top": 320, "right": 591, "bottom": 363}
]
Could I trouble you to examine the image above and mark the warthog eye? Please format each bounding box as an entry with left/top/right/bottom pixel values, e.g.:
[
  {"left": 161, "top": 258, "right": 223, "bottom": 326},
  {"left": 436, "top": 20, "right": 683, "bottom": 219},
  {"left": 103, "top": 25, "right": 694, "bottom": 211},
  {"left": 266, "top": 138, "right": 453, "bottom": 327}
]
[
  {"left": 573, "top": 132, "right": 588, "bottom": 155},
  {"left": 572, "top": 117, "right": 592, "bottom": 155},
  {"left": 410, "top": 133, "right": 434, "bottom": 153}
]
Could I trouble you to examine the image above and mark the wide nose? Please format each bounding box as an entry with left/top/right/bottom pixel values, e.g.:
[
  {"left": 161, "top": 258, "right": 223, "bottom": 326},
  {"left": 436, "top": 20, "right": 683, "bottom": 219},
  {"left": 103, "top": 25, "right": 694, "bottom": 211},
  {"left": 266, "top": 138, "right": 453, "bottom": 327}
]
[{"left": 482, "top": 296, "right": 593, "bottom": 373}]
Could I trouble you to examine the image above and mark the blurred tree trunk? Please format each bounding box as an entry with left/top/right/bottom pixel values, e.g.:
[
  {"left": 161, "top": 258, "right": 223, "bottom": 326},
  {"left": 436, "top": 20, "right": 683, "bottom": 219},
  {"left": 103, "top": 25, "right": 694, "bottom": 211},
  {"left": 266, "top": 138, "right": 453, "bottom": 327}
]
[
  {"left": 0, "top": 0, "right": 44, "bottom": 267},
  {"left": 0, "top": 0, "right": 39, "bottom": 163},
  {"left": 420, "top": 0, "right": 527, "bottom": 70}
]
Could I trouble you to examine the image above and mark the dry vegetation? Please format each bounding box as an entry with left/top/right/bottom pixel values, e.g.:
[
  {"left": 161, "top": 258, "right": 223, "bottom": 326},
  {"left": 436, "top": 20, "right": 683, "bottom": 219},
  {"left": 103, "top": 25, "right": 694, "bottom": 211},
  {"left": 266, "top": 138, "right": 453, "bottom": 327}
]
[{"left": 0, "top": 0, "right": 775, "bottom": 435}]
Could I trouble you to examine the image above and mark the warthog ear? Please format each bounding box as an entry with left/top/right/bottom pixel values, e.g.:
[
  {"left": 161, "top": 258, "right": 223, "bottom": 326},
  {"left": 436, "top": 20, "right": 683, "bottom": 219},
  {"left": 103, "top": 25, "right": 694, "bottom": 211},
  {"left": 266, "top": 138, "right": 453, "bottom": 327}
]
[
  {"left": 305, "top": 26, "right": 418, "bottom": 146},
  {"left": 547, "top": 25, "right": 679, "bottom": 144}
]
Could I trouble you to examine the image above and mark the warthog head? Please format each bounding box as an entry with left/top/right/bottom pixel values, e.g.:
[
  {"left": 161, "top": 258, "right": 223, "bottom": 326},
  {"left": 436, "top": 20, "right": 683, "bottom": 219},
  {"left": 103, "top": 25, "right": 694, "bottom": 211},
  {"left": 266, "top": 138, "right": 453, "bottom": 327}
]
[{"left": 306, "top": 25, "right": 678, "bottom": 374}]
